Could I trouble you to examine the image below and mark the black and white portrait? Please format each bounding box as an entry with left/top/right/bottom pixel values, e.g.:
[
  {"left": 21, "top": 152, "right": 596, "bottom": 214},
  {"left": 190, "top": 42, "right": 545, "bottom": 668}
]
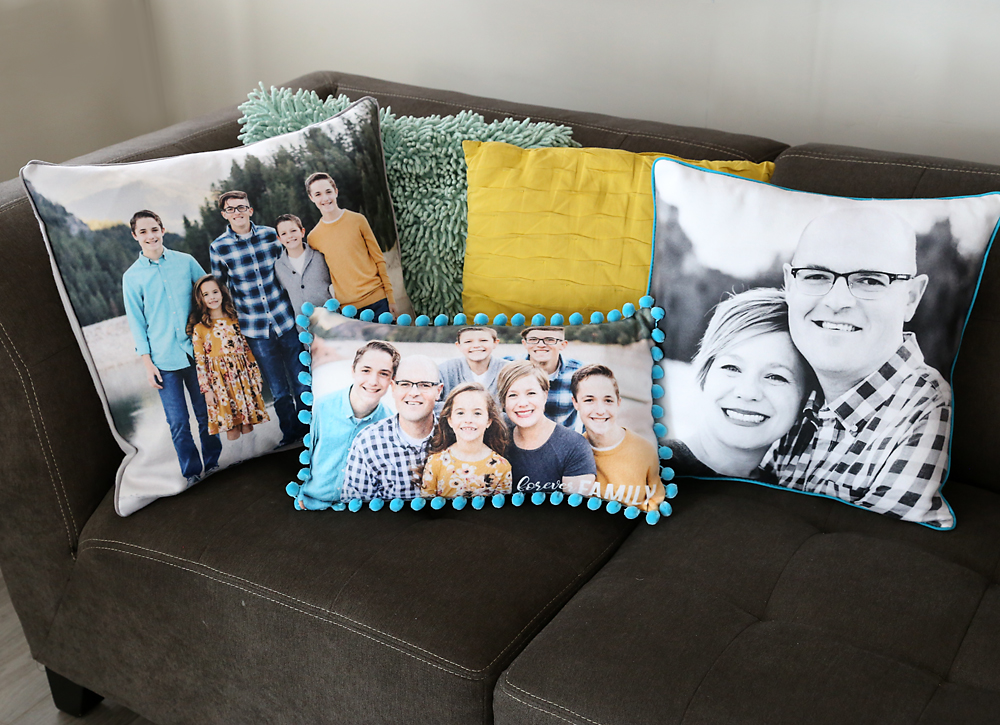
[{"left": 649, "top": 159, "right": 1000, "bottom": 528}]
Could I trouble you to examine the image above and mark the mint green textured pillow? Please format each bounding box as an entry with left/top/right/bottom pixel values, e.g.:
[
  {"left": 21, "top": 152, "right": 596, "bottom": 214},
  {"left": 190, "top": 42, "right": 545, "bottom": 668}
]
[{"left": 239, "top": 85, "right": 579, "bottom": 316}]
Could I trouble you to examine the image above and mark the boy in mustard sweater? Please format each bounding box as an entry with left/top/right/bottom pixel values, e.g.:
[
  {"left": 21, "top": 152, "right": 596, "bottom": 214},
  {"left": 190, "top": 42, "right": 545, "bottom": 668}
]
[
  {"left": 304, "top": 172, "right": 396, "bottom": 318},
  {"left": 570, "top": 364, "right": 664, "bottom": 512}
]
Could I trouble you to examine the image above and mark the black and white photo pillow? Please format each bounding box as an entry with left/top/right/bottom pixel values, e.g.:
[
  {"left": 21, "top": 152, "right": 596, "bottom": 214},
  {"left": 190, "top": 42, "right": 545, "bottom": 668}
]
[{"left": 650, "top": 158, "right": 1000, "bottom": 529}]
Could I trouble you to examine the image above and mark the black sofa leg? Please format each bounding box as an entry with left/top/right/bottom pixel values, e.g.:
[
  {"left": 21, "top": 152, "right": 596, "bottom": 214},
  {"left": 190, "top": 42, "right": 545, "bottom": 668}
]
[{"left": 45, "top": 668, "right": 103, "bottom": 717}]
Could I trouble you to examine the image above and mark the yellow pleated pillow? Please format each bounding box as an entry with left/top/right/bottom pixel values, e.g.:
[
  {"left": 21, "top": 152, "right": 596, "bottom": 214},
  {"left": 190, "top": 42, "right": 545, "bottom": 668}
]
[{"left": 461, "top": 142, "right": 774, "bottom": 319}]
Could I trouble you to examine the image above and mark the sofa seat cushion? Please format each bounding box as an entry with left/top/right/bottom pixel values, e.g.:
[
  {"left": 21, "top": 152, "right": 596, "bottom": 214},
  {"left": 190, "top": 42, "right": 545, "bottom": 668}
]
[
  {"left": 41, "top": 449, "right": 634, "bottom": 724},
  {"left": 494, "top": 479, "right": 1000, "bottom": 725}
]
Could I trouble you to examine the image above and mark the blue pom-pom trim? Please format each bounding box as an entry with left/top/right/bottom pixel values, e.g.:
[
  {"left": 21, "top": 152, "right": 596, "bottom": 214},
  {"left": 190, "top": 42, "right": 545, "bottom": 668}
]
[
  {"left": 303, "top": 433, "right": 312, "bottom": 448},
  {"left": 306, "top": 297, "right": 672, "bottom": 526},
  {"left": 658, "top": 445, "right": 672, "bottom": 460},
  {"left": 359, "top": 309, "right": 375, "bottom": 322}
]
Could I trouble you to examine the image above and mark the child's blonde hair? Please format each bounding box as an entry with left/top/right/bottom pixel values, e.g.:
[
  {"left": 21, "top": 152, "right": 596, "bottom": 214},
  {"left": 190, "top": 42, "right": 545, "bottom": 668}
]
[
  {"left": 429, "top": 382, "right": 509, "bottom": 456},
  {"left": 186, "top": 275, "right": 240, "bottom": 336}
]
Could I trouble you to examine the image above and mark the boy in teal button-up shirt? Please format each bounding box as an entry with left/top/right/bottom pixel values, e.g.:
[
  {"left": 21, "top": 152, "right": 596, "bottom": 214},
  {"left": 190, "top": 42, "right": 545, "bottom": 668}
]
[{"left": 122, "top": 210, "right": 222, "bottom": 481}]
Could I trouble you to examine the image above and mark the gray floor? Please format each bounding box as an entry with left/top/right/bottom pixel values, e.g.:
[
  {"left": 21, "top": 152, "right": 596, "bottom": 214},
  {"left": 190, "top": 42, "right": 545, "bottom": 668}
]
[{"left": 0, "top": 571, "right": 152, "bottom": 725}]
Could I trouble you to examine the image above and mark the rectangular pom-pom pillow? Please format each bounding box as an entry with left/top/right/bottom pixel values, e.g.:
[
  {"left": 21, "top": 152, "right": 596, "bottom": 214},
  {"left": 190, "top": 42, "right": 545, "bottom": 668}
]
[
  {"left": 21, "top": 97, "right": 408, "bottom": 515},
  {"left": 287, "top": 301, "right": 675, "bottom": 523},
  {"left": 650, "top": 157, "right": 1000, "bottom": 529},
  {"left": 461, "top": 141, "right": 774, "bottom": 320}
]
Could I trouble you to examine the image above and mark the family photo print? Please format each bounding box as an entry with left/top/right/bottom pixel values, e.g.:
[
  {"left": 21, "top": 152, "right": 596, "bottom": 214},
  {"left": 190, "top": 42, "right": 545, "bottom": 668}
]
[
  {"left": 22, "top": 98, "right": 409, "bottom": 514},
  {"left": 291, "top": 308, "right": 666, "bottom": 514},
  {"left": 650, "top": 158, "right": 1000, "bottom": 528}
]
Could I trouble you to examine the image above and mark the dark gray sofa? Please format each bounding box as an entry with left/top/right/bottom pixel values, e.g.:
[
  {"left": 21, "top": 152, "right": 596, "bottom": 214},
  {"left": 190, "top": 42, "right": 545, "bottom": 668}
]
[{"left": 1, "top": 71, "right": 998, "bottom": 724}]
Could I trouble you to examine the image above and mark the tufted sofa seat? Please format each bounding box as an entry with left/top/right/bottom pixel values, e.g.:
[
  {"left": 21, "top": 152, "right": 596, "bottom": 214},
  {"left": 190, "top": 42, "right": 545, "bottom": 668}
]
[{"left": 495, "top": 479, "right": 1000, "bottom": 724}]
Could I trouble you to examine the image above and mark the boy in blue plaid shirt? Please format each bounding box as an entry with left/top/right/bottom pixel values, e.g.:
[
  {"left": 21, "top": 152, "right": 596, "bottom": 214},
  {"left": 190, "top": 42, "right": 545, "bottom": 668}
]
[{"left": 210, "top": 190, "right": 307, "bottom": 447}]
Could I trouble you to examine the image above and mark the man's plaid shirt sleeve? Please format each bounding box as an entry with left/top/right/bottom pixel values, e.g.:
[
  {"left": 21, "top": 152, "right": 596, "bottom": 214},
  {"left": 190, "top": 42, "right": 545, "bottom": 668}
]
[
  {"left": 853, "top": 391, "right": 951, "bottom": 522},
  {"left": 342, "top": 429, "right": 380, "bottom": 500}
]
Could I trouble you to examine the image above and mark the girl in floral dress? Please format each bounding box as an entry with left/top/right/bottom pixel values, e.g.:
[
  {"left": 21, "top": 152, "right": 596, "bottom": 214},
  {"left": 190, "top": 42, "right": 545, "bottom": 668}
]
[
  {"left": 187, "top": 275, "right": 269, "bottom": 441},
  {"left": 421, "top": 382, "right": 512, "bottom": 498}
]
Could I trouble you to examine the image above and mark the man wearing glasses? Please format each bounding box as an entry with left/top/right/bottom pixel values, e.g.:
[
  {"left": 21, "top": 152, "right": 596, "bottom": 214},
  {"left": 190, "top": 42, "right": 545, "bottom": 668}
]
[
  {"left": 210, "top": 190, "right": 307, "bottom": 447},
  {"left": 514, "top": 327, "right": 584, "bottom": 428},
  {"left": 770, "top": 206, "right": 953, "bottom": 527},
  {"left": 342, "top": 355, "right": 443, "bottom": 501}
]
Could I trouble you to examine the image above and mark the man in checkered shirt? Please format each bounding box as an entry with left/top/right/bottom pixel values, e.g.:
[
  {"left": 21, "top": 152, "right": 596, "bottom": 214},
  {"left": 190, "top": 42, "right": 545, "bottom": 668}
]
[
  {"left": 768, "top": 207, "right": 953, "bottom": 528},
  {"left": 506, "top": 327, "right": 583, "bottom": 429},
  {"left": 342, "top": 355, "right": 442, "bottom": 501},
  {"left": 210, "top": 190, "right": 308, "bottom": 447}
]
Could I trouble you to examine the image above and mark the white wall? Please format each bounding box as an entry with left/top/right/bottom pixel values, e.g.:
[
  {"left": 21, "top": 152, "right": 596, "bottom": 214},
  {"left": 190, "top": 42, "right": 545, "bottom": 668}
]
[
  {"left": 5, "top": 0, "right": 1000, "bottom": 183},
  {"left": 0, "top": 0, "right": 166, "bottom": 182},
  {"left": 146, "top": 0, "right": 1000, "bottom": 165}
]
